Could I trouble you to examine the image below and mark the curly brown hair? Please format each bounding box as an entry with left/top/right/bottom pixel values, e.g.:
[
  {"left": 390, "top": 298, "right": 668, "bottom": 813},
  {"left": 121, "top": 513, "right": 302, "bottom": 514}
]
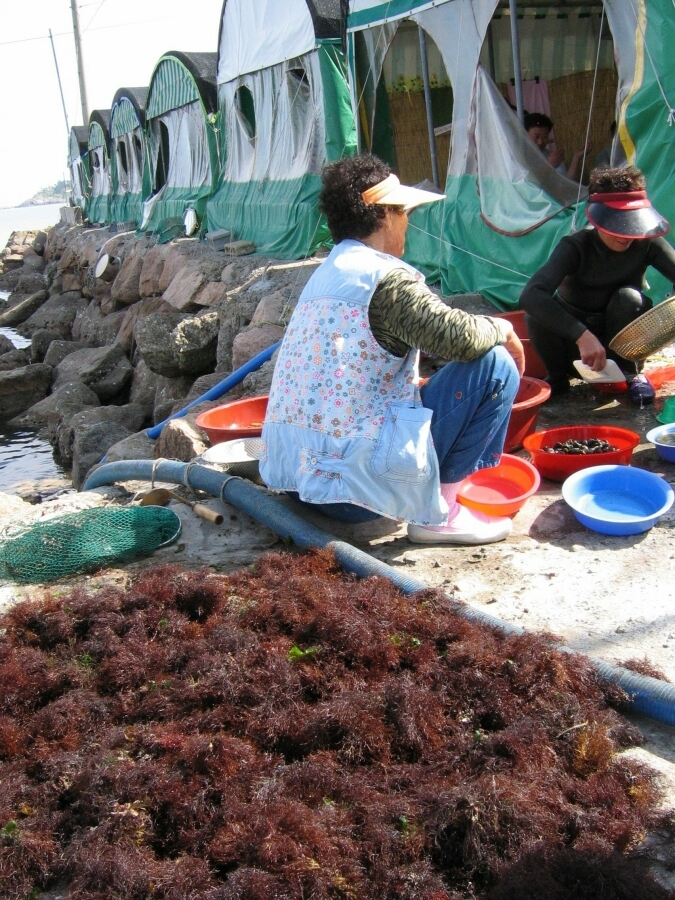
[
  {"left": 319, "top": 154, "right": 392, "bottom": 244},
  {"left": 588, "top": 165, "right": 646, "bottom": 194}
]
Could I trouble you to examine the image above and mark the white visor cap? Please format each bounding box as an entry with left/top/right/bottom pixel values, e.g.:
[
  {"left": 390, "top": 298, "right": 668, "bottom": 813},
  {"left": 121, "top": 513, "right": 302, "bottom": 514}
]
[{"left": 361, "top": 174, "right": 445, "bottom": 211}]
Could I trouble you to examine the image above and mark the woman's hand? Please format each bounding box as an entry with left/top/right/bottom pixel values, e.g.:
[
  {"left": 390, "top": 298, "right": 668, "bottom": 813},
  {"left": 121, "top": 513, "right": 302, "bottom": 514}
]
[
  {"left": 502, "top": 325, "right": 525, "bottom": 377},
  {"left": 577, "top": 329, "right": 606, "bottom": 371}
]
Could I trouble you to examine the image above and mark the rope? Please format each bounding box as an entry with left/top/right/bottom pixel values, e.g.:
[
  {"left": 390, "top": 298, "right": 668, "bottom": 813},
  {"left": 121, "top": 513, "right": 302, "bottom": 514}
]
[
  {"left": 630, "top": 0, "right": 675, "bottom": 126},
  {"left": 406, "top": 221, "right": 531, "bottom": 280},
  {"left": 571, "top": 3, "right": 605, "bottom": 231}
]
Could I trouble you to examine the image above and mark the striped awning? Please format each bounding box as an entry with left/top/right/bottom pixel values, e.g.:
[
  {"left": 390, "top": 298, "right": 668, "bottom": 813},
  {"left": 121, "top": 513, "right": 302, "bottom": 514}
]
[
  {"left": 110, "top": 98, "right": 141, "bottom": 138},
  {"left": 347, "top": 0, "right": 448, "bottom": 30},
  {"left": 147, "top": 57, "right": 201, "bottom": 119},
  {"left": 88, "top": 121, "right": 107, "bottom": 151}
]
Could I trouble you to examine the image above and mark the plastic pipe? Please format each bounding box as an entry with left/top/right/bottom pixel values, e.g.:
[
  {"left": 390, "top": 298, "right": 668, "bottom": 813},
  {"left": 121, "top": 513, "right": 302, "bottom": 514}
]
[
  {"left": 84, "top": 460, "right": 675, "bottom": 727},
  {"left": 146, "top": 340, "right": 281, "bottom": 440}
]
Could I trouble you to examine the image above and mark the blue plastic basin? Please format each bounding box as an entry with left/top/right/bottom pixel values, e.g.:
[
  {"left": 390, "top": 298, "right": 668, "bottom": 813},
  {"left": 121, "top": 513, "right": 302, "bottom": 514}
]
[
  {"left": 562, "top": 464, "right": 674, "bottom": 535},
  {"left": 646, "top": 423, "right": 675, "bottom": 463}
]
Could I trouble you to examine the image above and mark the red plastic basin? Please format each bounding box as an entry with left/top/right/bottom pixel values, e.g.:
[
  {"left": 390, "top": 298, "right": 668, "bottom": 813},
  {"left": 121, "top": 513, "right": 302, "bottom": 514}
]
[
  {"left": 522, "top": 425, "right": 640, "bottom": 482},
  {"left": 457, "top": 453, "right": 541, "bottom": 517},
  {"left": 504, "top": 376, "right": 552, "bottom": 452},
  {"left": 494, "top": 310, "right": 547, "bottom": 379},
  {"left": 195, "top": 395, "right": 269, "bottom": 444}
]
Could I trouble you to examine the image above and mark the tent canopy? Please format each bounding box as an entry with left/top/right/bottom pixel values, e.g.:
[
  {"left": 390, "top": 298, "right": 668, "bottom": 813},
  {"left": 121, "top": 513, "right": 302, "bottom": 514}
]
[
  {"left": 147, "top": 51, "right": 218, "bottom": 119},
  {"left": 110, "top": 87, "right": 149, "bottom": 137},
  {"left": 217, "top": 0, "right": 344, "bottom": 82},
  {"left": 88, "top": 110, "right": 111, "bottom": 151},
  {"left": 68, "top": 126, "right": 89, "bottom": 166}
]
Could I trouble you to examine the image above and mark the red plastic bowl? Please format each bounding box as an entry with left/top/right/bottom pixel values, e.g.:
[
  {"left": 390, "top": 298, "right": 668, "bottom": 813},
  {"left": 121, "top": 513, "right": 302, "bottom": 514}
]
[
  {"left": 522, "top": 425, "right": 640, "bottom": 482},
  {"left": 195, "top": 395, "right": 269, "bottom": 444},
  {"left": 504, "top": 376, "right": 552, "bottom": 452},
  {"left": 457, "top": 454, "right": 541, "bottom": 517},
  {"left": 494, "top": 310, "right": 547, "bottom": 379}
]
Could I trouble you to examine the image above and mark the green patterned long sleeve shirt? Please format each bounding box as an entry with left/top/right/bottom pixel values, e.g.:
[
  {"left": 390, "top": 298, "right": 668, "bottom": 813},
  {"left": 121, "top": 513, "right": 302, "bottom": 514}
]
[{"left": 368, "top": 268, "right": 509, "bottom": 360}]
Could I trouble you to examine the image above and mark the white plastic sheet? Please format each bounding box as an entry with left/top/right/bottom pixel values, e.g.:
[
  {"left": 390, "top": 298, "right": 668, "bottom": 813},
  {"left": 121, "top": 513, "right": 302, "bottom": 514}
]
[
  {"left": 218, "top": 0, "right": 316, "bottom": 82},
  {"left": 70, "top": 158, "right": 88, "bottom": 207},
  {"left": 221, "top": 51, "right": 325, "bottom": 183},
  {"left": 90, "top": 146, "right": 111, "bottom": 199},
  {"left": 113, "top": 126, "right": 144, "bottom": 195}
]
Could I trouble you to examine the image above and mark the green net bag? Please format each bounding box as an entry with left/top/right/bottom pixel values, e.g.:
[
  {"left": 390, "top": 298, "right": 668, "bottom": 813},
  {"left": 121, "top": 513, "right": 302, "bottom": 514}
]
[{"left": 0, "top": 506, "right": 182, "bottom": 584}]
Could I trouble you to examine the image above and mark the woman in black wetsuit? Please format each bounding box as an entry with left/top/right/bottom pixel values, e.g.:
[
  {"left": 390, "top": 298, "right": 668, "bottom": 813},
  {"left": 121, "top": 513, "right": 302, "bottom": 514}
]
[{"left": 519, "top": 166, "right": 675, "bottom": 403}]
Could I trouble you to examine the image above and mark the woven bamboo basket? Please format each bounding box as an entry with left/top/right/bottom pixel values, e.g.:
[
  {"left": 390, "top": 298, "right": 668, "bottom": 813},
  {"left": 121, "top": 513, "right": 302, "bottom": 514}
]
[{"left": 609, "top": 296, "right": 675, "bottom": 360}]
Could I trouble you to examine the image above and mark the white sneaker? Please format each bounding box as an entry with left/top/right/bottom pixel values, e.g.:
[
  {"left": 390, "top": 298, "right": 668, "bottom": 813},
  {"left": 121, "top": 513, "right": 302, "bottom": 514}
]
[{"left": 407, "top": 503, "right": 512, "bottom": 545}]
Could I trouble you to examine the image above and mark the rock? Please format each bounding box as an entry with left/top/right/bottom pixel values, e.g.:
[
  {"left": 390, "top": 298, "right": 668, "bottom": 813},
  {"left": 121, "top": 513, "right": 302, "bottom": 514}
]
[
  {"left": 153, "top": 373, "right": 194, "bottom": 423},
  {"left": 1, "top": 254, "right": 24, "bottom": 271},
  {"left": 53, "top": 344, "right": 133, "bottom": 400},
  {"left": 62, "top": 272, "right": 83, "bottom": 293},
  {"left": 44, "top": 340, "right": 88, "bottom": 368},
  {"left": 231, "top": 324, "right": 284, "bottom": 372},
  {"left": 139, "top": 244, "right": 169, "bottom": 297},
  {"left": 194, "top": 281, "right": 228, "bottom": 307},
  {"left": 30, "top": 328, "right": 63, "bottom": 363},
  {"left": 10, "top": 381, "right": 100, "bottom": 432},
  {"left": 18, "top": 291, "right": 89, "bottom": 338},
  {"left": 15, "top": 272, "right": 47, "bottom": 295},
  {"left": 129, "top": 359, "right": 161, "bottom": 417},
  {"left": 57, "top": 403, "right": 147, "bottom": 464},
  {"left": 240, "top": 355, "right": 276, "bottom": 396},
  {"left": 0, "top": 364, "right": 53, "bottom": 419},
  {"left": 157, "top": 246, "right": 190, "bottom": 294},
  {"left": 134, "top": 311, "right": 218, "bottom": 377},
  {"left": 0, "top": 348, "right": 31, "bottom": 371},
  {"left": 215, "top": 292, "right": 259, "bottom": 372},
  {"left": 72, "top": 299, "right": 126, "bottom": 346},
  {"left": 250, "top": 289, "right": 286, "bottom": 326},
  {"left": 72, "top": 422, "right": 132, "bottom": 490},
  {"left": 111, "top": 253, "right": 144, "bottom": 304},
  {"left": 156, "top": 416, "right": 208, "bottom": 462},
  {"left": 0, "top": 334, "right": 15, "bottom": 355},
  {"left": 0, "top": 269, "right": 24, "bottom": 292},
  {"left": 162, "top": 267, "right": 205, "bottom": 311},
  {"left": 105, "top": 430, "right": 156, "bottom": 463},
  {"left": 48, "top": 273, "right": 63, "bottom": 295},
  {"left": 20, "top": 249, "right": 45, "bottom": 273},
  {"left": 32, "top": 231, "right": 48, "bottom": 255},
  {"left": 183, "top": 371, "right": 226, "bottom": 404},
  {"left": 115, "top": 296, "right": 168, "bottom": 355},
  {"left": 0, "top": 290, "right": 48, "bottom": 327}
]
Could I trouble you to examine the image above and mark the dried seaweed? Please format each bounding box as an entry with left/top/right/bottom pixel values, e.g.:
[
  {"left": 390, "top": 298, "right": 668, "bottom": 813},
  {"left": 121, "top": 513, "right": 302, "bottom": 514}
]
[{"left": 0, "top": 550, "right": 671, "bottom": 900}]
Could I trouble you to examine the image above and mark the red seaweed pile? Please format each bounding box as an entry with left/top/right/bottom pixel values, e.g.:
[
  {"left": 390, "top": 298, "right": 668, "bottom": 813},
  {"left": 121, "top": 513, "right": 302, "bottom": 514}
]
[{"left": 0, "top": 549, "right": 672, "bottom": 900}]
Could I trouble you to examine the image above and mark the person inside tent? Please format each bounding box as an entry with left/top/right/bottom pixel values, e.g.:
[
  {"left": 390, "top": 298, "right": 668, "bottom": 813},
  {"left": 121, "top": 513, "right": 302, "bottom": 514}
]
[
  {"left": 525, "top": 112, "right": 589, "bottom": 182},
  {"left": 260, "top": 154, "right": 524, "bottom": 546},
  {"left": 519, "top": 165, "right": 675, "bottom": 404}
]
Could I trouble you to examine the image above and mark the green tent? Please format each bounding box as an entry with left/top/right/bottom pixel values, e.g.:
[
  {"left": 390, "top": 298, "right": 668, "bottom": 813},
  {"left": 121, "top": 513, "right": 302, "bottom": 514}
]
[
  {"left": 68, "top": 125, "right": 90, "bottom": 210},
  {"left": 109, "top": 87, "right": 150, "bottom": 227},
  {"left": 140, "top": 51, "right": 220, "bottom": 236},
  {"left": 205, "top": 0, "right": 357, "bottom": 258},
  {"left": 346, "top": 0, "right": 675, "bottom": 309},
  {"left": 86, "top": 110, "right": 112, "bottom": 225}
]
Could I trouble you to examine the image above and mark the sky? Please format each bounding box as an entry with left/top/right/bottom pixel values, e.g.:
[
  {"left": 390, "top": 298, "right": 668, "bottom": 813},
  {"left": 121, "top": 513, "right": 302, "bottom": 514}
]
[{"left": 0, "top": 0, "right": 225, "bottom": 208}]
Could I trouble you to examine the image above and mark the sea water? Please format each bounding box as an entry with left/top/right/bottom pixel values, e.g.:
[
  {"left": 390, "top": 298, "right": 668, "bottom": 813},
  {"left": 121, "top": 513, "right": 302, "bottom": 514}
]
[{"left": 0, "top": 203, "right": 63, "bottom": 252}]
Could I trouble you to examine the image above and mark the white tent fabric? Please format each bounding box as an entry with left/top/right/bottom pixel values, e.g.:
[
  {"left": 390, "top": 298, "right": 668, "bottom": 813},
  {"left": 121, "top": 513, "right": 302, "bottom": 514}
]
[
  {"left": 474, "top": 66, "right": 585, "bottom": 234},
  {"left": 221, "top": 51, "right": 325, "bottom": 183},
  {"left": 90, "top": 146, "right": 111, "bottom": 199},
  {"left": 218, "top": 0, "right": 316, "bottom": 82},
  {"left": 70, "top": 159, "right": 88, "bottom": 207},
  {"left": 141, "top": 100, "right": 212, "bottom": 229},
  {"left": 113, "top": 126, "right": 144, "bottom": 196}
]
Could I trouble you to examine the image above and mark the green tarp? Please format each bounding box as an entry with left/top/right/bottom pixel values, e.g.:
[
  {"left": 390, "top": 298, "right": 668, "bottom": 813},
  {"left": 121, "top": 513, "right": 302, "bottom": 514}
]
[{"left": 146, "top": 58, "right": 201, "bottom": 119}]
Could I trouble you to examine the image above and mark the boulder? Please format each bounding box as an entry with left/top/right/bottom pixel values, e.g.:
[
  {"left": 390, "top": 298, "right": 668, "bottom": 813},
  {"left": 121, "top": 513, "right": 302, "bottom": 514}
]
[
  {"left": 194, "top": 281, "right": 228, "bottom": 307},
  {"left": 183, "top": 371, "right": 226, "bottom": 404},
  {"left": 139, "top": 244, "right": 168, "bottom": 297},
  {"left": 18, "top": 291, "right": 88, "bottom": 338},
  {"left": 111, "top": 253, "right": 144, "bottom": 304},
  {"left": 20, "top": 249, "right": 45, "bottom": 273},
  {"left": 0, "top": 290, "right": 48, "bottom": 327},
  {"left": 157, "top": 246, "right": 190, "bottom": 294},
  {"left": 156, "top": 416, "right": 208, "bottom": 462},
  {"left": 32, "top": 231, "right": 48, "bottom": 255},
  {"left": 44, "top": 340, "right": 88, "bottom": 368},
  {"left": 57, "top": 403, "right": 147, "bottom": 464},
  {"left": 72, "top": 422, "right": 132, "bottom": 490},
  {"left": 30, "top": 328, "right": 63, "bottom": 363},
  {"left": 62, "top": 272, "right": 83, "bottom": 293},
  {"left": 72, "top": 299, "right": 125, "bottom": 346},
  {"left": 0, "top": 348, "right": 31, "bottom": 372},
  {"left": 215, "top": 292, "right": 259, "bottom": 372},
  {"left": 152, "top": 373, "right": 193, "bottom": 422},
  {"left": 115, "top": 296, "right": 168, "bottom": 355},
  {"left": 53, "top": 344, "right": 133, "bottom": 400},
  {"left": 129, "top": 359, "right": 161, "bottom": 417},
  {"left": 0, "top": 364, "right": 53, "bottom": 419},
  {"left": 231, "top": 324, "right": 284, "bottom": 372},
  {"left": 1, "top": 254, "right": 24, "bottom": 272},
  {"left": 10, "top": 381, "right": 100, "bottom": 432},
  {"left": 105, "top": 430, "right": 156, "bottom": 463},
  {"left": 0, "top": 334, "right": 15, "bottom": 355},
  {"left": 162, "top": 267, "right": 205, "bottom": 311},
  {"left": 134, "top": 311, "right": 218, "bottom": 377}
]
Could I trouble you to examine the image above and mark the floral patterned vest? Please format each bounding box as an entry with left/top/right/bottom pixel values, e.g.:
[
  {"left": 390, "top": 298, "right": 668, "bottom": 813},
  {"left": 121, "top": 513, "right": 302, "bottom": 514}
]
[{"left": 260, "top": 240, "right": 446, "bottom": 525}]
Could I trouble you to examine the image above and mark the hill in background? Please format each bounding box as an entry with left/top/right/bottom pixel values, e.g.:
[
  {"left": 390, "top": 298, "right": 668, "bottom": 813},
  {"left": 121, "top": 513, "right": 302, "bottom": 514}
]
[{"left": 19, "top": 180, "right": 70, "bottom": 207}]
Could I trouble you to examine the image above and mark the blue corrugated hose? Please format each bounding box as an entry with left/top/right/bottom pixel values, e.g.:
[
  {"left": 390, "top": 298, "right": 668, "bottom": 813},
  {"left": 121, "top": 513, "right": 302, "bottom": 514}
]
[{"left": 83, "top": 459, "right": 675, "bottom": 727}]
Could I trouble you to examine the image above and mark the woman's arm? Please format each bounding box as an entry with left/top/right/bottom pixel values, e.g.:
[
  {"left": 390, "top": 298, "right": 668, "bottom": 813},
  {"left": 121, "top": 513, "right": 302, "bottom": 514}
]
[{"left": 519, "top": 237, "right": 587, "bottom": 341}]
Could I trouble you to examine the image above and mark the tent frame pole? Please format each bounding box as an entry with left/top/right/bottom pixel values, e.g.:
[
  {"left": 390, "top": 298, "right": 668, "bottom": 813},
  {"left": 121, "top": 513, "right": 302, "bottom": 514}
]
[
  {"left": 508, "top": 0, "right": 525, "bottom": 124},
  {"left": 418, "top": 26, "right": 439, "bottom": 188}
]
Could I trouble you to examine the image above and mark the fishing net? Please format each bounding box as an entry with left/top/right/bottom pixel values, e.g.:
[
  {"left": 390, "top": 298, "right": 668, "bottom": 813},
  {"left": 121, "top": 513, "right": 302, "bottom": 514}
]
[{"left": 0, "top": 506, "right": 182, "bottom": 584}]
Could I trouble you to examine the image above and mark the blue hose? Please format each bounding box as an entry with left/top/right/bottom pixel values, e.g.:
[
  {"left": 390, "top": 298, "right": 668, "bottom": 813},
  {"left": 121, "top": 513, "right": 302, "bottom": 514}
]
[
  {"left": 83, "top": 459, "right": 675, "bottom": 727},
  {"left": 146, "top": 341, "right": 281, "bottom": 440}
]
